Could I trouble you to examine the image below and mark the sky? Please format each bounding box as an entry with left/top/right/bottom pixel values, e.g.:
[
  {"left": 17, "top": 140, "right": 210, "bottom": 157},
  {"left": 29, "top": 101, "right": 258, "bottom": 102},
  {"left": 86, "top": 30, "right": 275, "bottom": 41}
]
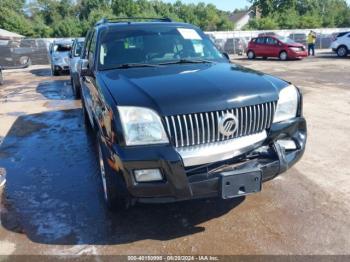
[{"left": 162, "top": 0, "right": 251, "bottom": 11}]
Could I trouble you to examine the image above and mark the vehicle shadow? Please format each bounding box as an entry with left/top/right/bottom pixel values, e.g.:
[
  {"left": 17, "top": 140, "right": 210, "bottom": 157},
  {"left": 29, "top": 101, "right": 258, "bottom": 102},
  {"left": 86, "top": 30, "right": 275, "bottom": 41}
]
[
  {"left": 0, "top": 109, "right": 244, "bottom": 245},
  {"left": 36, "top": 80, "right": 73, "bottom": 100},
  {"left": 233, "top": 57, "right": 303, "bottom": 62},
  {"left": 314, "top": 54, "right": 350, "bottom": 60},
  {"left": 30, "top": 67, "right": 52, "bottom": 77}
]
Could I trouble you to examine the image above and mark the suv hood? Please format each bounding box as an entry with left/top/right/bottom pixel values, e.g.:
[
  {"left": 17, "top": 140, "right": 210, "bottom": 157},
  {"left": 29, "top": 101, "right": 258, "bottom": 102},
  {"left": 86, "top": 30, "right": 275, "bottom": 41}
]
[{"left": 100, "top": 63, "right": 288, "bottom": 116}]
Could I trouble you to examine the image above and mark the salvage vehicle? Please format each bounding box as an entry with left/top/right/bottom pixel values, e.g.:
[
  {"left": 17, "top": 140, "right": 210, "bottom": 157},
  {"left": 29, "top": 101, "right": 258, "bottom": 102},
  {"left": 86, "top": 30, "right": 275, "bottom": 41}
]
[
  {"left": 330, "top": 31, "right": 350, "bottom": 57},
  {"left": 247, "top": 36, "right": 307, "bottom": 60},
  {"left": 69, "top": 38, "right": 85, "bottom": 98},
  {"left": 224, "top": 38, "right": 245, "bottom": 55},
  {"left": 79, "top": 18, "right": 307, "bottom": 210},
  {"left": 14, "top": 38, "right": 49, "bottom": 65},
  {"left": 49, "top": 40, "right": 72, "bottom": 76},
  {"left": 0, "top": 40, "right": 31, "bottom": 68}
]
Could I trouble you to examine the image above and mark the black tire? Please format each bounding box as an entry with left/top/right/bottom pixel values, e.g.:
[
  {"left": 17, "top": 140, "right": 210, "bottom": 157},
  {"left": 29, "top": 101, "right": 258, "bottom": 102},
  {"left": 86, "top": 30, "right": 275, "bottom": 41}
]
[
  {"left": 279, "top": 51, "right": 288, "bottom": 61},
  {"left": 52, "top": 68, "right": 59, "bottom": 76},
  {"left": 247, "top": 50, "right": 255, "bottom": 60},
  {"left": 337, "top": 46, "right": 348, "bottom": 57},
  {"left": 96, "top": 134, "right": 131, "bottom": 211}
]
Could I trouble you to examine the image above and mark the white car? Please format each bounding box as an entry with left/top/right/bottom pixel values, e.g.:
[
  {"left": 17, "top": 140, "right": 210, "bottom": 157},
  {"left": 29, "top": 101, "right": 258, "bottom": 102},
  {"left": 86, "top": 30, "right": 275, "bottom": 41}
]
[
  {"left": 49, "top": 40, "right": 72, "bottom": 75},
  {"left": 330, "top": 31, "right": 350, "bottom": 57}
]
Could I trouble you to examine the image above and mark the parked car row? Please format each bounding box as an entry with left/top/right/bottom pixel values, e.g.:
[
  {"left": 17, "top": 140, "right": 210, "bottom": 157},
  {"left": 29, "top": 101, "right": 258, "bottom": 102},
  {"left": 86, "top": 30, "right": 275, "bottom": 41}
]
[
  {"left": 209, "top": 31, "right": 350, "bottom": 61},
  {"left": 0, "top": 38, "right": 49, "bottom": 68}
]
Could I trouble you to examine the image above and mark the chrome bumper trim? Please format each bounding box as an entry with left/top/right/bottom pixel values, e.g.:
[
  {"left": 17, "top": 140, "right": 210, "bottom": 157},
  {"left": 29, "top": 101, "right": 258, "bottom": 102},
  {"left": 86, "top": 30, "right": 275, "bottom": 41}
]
[{"left": 176, "top": 131, "right": 267, "bottom": 167}]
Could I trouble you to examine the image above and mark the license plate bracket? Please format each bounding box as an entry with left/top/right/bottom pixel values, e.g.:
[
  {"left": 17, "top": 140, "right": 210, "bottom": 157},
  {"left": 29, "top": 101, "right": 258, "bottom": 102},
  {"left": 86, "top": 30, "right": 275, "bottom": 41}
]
[{"left": 220, "top": 169, "right": 262, "bottom": 199}]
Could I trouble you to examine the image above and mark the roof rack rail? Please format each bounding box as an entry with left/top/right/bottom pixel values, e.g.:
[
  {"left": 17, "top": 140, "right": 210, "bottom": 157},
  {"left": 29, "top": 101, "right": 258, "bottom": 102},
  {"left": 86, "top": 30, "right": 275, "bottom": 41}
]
[{"left": 95, "top": 17, "right": 173, "bottom": 26}]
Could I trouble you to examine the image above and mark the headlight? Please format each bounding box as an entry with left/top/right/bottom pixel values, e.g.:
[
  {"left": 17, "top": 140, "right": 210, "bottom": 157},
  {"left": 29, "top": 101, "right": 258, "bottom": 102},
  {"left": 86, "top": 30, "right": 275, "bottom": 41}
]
[
  {"left": 273, "top": 85, "right": 298, "bottom": 123},
  {"left": 118, "top": 106, "right": 169, "bottom": 146},
  {"left": 290, "top": 47, "right": 301, "bottom": 52}
]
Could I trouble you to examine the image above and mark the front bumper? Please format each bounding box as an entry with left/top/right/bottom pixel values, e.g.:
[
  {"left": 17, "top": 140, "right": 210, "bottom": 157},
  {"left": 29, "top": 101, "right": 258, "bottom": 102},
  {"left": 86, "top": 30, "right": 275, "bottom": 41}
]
[
  {"left": 289, "top": 50, "right": 308, "bottom": 58},
  {"left": 109, "top": 117, "right": 307, "bottom": 203},
  {"left": 52, "top": 60, "right": 70, "bottom": 72}
]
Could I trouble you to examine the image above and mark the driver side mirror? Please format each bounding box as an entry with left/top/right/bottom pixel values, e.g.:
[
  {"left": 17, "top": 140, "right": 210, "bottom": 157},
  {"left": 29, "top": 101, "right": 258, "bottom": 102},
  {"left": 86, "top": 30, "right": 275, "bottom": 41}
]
[
  {"left": 222, "top": 52, "right": 230, "bottom": 61},
  {"left": 79, "top": 59, "right": 93, "bottom": 77}
]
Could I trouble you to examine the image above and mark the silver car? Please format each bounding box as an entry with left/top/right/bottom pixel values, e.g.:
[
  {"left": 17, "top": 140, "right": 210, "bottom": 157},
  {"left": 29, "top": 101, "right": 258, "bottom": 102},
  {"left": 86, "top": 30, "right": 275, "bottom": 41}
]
[
  {"left": 49, "top": 40, "right": 72, "bottom": 76},
  {"left": 69, "top": 38, "right": 85, "bottom": 98}
]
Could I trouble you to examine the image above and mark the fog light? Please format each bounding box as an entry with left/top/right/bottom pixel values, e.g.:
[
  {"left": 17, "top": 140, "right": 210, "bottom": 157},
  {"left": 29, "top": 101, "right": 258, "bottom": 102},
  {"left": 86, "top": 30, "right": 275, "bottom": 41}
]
[
  {"left": 277, "top": 139, "right": 297, "bottom": 150},
  {"left": 134, "top": 169, "right": 162, "bottom": 182}
]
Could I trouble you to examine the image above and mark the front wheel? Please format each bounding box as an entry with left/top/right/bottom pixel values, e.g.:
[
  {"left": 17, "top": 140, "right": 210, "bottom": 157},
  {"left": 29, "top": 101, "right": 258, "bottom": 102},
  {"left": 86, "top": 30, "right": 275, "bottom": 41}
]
[
  {"left": 247, "top": 50, "right": 255, "bottom": 59},
  {"left": 52, "top": 66, "right": 59, "bottom": 76},
  {"left": 279, "top": 51, "right": 288, "bottom": 61},
  {"left": 337, "top": 46, "right": 348, "bottom": 57},
  {"left": 96, "top": 135, "right": 131, "bottom": 211}
]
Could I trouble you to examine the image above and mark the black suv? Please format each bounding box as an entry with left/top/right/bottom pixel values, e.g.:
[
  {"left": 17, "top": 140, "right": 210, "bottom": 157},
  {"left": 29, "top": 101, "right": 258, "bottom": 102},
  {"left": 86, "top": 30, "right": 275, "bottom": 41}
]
[{"left": 79, "top": 18, "right": 307, "bottom": 210}]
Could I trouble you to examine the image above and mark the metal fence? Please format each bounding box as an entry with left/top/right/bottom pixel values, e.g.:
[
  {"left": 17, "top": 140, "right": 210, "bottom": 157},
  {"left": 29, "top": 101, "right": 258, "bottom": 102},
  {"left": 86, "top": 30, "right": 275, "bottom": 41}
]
[
  {"left": 206, "top": 28, "right": 350, "bottom": 54},
  {"left": 1, "top": 28, "right": 349, "bottom": 69}
]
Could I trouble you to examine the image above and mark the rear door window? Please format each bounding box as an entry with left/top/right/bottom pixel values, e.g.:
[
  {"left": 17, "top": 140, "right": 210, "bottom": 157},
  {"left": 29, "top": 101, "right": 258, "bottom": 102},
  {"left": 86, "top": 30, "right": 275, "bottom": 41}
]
[
  {"left": 256, "top": 37, "right": 266, "bottom": 45},
  {"left": 266, "top": 37, "right": 278, "bottom": 45}
]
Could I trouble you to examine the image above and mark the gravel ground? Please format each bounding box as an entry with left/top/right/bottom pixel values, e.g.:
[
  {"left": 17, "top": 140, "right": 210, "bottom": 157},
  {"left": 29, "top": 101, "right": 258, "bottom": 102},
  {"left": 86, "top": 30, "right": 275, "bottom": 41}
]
[{"left": 0, "top": 52, "right": 349, "bottom": 256}]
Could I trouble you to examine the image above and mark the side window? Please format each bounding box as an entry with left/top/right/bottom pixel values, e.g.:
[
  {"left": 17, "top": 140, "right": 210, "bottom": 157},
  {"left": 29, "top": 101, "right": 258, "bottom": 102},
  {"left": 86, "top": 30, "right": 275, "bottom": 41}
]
[
  {"left": 82, "top": 31, "right": 92, "bottom": 59},
  {"left": 256, "top": 37, "right": 266, "bottom": 44},
  {"left": 266, "top": 37, "right": 278, "bottom": 45},
  {"left": 88, "top": 32, "right": 97, "bottom": 66}
]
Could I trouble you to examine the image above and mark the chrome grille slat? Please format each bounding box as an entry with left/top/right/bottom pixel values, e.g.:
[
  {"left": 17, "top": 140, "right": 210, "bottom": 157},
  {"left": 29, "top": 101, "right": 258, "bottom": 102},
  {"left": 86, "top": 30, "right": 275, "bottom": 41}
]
[
  {"left": 195, "top": 114, "right": 200, "bottom": 145},
  {"left": 189, "top": 114, "right": 194, "bottom": 146},
  {"left": 170, "top": 116, "right": 178, "bottom": 147},
  {"left": 211, "top": 112, "right": 215, "bottom": 142},
  {"left": 165, "top": 101, "right": 277, "bottom": 148},
  {"left": 183, "top": 115, "right": 189, "bottom": 146},
  {"left": 244, "top": 107, "right": 248, "bottom": 136},
  {"left": 257, "top": 104, "right": 261, "bottom": 132},
  {"left": 205, "top": 113, "right": 210, "bottom": 143},
  {"left": 177, "top": 115, "right": 184, "bottom": 147},
  {"left": 239, "top": 107, "right": 243, "bottom": 136},
  {"left": 248, "top": 106, "right": 252, "bottom": 134},
  {"left": 165, "top": 117, "right": 171, "bottom": 139},
  {"left": 216, "top": 111, "right": 220, "bottom": 141},
  {"left": 200, "top": 113, "right": 205, "bottom": 144}
]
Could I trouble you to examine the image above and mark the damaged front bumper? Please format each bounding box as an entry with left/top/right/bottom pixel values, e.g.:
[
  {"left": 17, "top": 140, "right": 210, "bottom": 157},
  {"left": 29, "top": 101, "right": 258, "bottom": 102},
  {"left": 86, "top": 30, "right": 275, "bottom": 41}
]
[{"left": 111, "top": 116, "right": 307, "bottom": 203}]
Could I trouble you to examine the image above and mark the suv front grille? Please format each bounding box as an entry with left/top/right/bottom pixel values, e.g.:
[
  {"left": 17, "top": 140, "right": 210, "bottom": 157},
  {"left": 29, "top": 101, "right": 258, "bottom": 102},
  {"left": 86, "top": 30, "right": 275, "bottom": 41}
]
[{"left": 164, "top": 101, "right": 277, "bottom": 148}]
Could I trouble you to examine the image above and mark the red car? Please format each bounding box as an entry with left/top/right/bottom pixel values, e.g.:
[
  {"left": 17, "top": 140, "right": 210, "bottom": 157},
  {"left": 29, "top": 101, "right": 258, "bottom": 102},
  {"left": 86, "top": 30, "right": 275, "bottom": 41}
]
[{"left": 246, "top": 36, "right": 308, "bottom": 60}]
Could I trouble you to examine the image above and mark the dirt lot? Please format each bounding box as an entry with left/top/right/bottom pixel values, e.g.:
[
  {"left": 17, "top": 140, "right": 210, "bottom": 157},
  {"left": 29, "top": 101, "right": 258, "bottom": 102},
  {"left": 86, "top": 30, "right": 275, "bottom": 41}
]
[{"left": 0, "top": 53, "right": 349, "bottom": 256}]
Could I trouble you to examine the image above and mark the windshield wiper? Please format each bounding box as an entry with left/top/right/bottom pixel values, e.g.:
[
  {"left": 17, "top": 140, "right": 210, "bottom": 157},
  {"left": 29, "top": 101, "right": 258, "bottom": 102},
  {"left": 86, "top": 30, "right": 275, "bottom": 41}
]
[
  {"left": 159, "top": 59, "right": 214, "bottom": 65},
  {"left": 109, "top": 63, "right": 160, "bottom": 69}
]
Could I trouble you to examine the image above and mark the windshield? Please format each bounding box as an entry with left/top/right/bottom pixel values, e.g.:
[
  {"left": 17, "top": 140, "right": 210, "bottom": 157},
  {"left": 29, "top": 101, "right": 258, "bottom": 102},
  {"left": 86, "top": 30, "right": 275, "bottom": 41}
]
[
  {"left": 98, "top": 25, "right": 225, "bottom": 70},
  {"left": 276, "top": 36, "right": 298, "bottom": 44},
  {"left": 54, "top": 44, "right": 72, "bottom": 52}
]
